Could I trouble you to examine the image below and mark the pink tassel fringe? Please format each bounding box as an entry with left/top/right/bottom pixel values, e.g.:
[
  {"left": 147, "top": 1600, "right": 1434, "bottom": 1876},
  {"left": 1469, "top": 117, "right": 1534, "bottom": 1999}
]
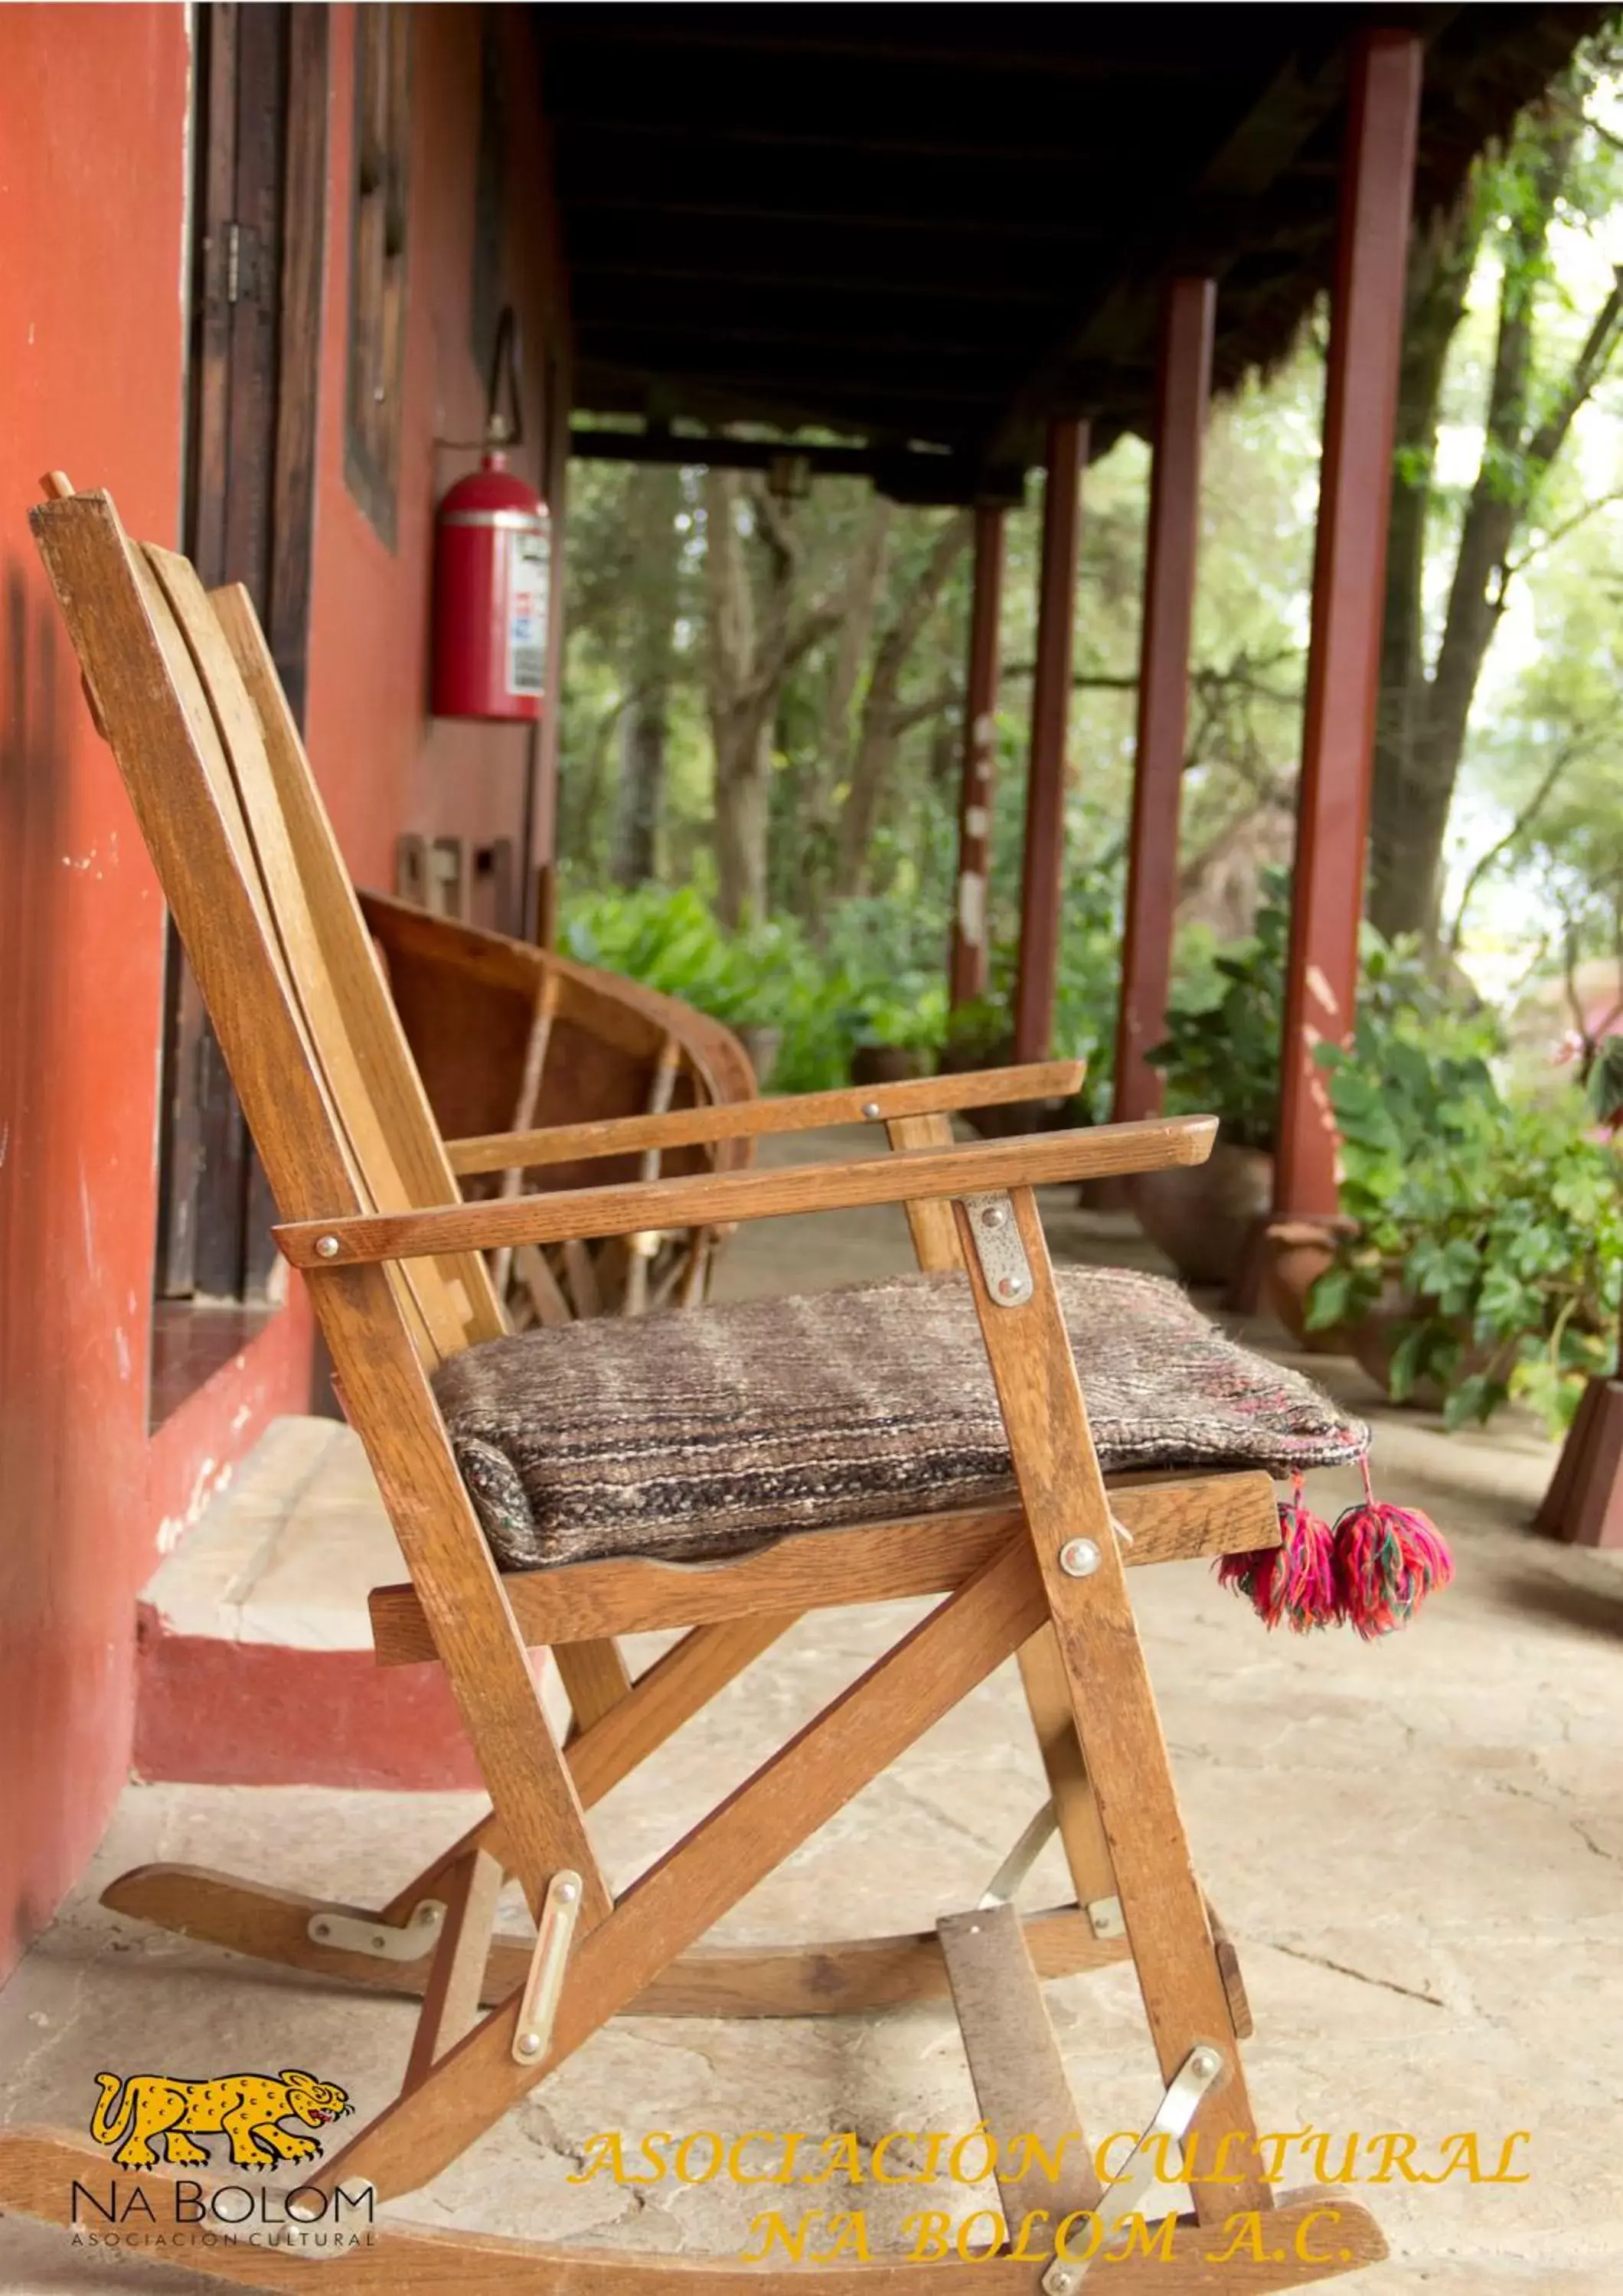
[
  {"left": 1217, "top": 1477, "right": 1338, "bottom": 1632},
  {"left": 1332, "top": 1462, "right": 1454, "bottom": 1640},
  {"left": 1217, "top": 1462, "right": 1454, "bottom": 1637}
]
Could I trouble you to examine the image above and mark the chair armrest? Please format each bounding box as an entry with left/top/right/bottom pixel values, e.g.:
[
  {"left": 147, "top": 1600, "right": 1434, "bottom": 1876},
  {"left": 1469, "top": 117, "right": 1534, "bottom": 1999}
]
[
  {"left": 444, "top": 1060, "right": 1087, "bottom": 1176},
  {"left": 274, "top": 1112, "right": 1213, "bottom": 1268}
]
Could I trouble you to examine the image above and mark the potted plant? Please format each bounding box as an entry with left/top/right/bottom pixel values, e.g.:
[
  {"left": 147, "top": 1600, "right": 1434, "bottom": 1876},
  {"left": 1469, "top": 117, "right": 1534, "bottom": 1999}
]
[
  {"left": 1137, "top": 881, "right": 1288, "bottom": 1285},
  {"left": 1540, "top": 1032, "right": 1623, "bottom": 1541},
  {"left": 1304, "top": 1082, "right": 1621, "bottom": 1430},
  {"left": 843, "top": 981, "right": 945, "bottom": 1088}
]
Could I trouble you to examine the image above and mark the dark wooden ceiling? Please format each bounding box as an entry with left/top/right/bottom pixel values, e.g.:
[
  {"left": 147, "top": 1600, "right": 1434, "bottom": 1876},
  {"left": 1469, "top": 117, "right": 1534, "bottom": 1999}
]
[{"left": 535, "top": 4, "right": 1599, "bottom": 497}]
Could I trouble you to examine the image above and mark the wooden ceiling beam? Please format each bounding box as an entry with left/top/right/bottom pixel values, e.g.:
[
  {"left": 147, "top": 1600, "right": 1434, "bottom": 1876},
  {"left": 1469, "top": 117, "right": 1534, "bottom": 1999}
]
[
  {"left": 573, "top": 258, "right": 1061, "bottom": 308},
  {"left": 563, "top": 211, "right": 1107, "bottom": 300},
  {"left": 540, "top": 22, "right": 1244, "bottom": 81},
  {"left": 554, "top": 139, "right": 1141, "bottom": 233},
  {"left": 566, "top": 428, "right": 1026, "bottom": 510},
  {"left": 547, "top": 112, "right": 1206, "bottom": 170},
  {"left": 575, "top": 313, "right": 1040, "bottom": 363}
]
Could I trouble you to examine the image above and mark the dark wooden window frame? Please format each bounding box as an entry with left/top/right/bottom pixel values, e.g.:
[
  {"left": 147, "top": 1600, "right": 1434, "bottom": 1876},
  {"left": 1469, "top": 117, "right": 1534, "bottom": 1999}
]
[{"left": 152, "top": 2, "right": 329, "bottom": 1427}]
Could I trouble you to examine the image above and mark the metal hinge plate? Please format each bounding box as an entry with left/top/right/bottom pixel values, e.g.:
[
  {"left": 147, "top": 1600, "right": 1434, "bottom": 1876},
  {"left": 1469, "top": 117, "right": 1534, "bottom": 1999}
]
[
  {"left": 959, "top": 1192, "right": 1033, "bottom": 1306},
  {"left": 1040, "top": 2042, "right": 1226, "bottom": 2291},
  {"left": 306, "top": 1900, "right": 445, "bottom": 1962},
  {"left": 512, "top": 1869, "right": 583, "bottom": 2065}
]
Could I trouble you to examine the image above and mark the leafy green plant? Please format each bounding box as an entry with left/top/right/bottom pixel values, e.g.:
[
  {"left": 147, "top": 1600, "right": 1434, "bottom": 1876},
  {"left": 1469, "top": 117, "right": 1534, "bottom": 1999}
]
[
  {"left": 1307, "top": 1078, "right": 1621, "bottom": 1433},
  {"left": 1147, "top": 872, "right": 1504, "bottom": 1155},
  {"left": 557, "top": 882, "right": 949, "bottom": 1092},
  {"left": 942, "top": 995, "right": 1013, "bottom": 1063}
]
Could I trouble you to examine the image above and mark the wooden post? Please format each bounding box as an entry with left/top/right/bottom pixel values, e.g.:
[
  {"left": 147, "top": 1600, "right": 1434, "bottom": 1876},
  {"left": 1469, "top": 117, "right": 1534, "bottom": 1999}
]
[
  {"left": 949, "top": 505, "right": 1006, "bottom": 1013},
  {"left": 1537, "top": 1376, "right": 1623, "bottom": 1548},
  {"left": 1014, "top": 419, "right": 1086, "bottom": 1063},
  {"left": 1112, "top": 277, "right": 1216, "bottom": 1124},
  {"left": 1272, "top": 30, "right": 1422, "bottom": 1219}
]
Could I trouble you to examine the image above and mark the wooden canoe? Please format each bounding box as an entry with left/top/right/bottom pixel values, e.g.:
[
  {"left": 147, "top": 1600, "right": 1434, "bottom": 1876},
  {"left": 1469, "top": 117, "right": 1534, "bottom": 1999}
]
[{"left": 360, "top": 889, "right": 756, "bottom": 1322}]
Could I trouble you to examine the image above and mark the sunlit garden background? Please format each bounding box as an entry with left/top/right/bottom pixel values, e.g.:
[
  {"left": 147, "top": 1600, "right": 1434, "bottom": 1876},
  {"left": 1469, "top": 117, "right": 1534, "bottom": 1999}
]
[{"left": 554, "top": 33, "right": 1623, "bottom": 1442}]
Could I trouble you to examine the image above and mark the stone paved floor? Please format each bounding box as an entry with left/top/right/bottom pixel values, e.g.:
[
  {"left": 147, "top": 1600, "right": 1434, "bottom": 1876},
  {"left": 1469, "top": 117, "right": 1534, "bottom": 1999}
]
[{"left": 3, "top": 1130, "right": 1621, "bottom": 2291}]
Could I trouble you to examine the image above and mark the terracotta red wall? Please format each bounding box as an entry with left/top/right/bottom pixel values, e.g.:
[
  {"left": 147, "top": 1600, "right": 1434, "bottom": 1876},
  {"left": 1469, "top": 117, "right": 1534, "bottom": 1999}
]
[
  {"left": 309, "top": 5, "right": 569, "bottom": 902},
  {"left": 0, "top": 2, "right": 571, "bottom": 1982}
]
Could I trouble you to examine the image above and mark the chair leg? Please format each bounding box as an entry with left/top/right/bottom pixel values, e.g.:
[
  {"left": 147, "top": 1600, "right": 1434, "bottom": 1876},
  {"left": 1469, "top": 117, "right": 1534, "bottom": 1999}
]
[
  {"left": 1017, "top": 1626, "right": 1119, "bottom": 1925},
  {"left": 1016, "top": 1626, "right": 1255, "bottom": 2038},
  {"left": 939, "top": 1899, "right": 1102, "bottom": 2229},
  {"left": 955, "top": 1186, "right": 1269, "bottom": 2223},
  {"left": 403, "top": 1843, "right": 505, "bottom": 2092}
]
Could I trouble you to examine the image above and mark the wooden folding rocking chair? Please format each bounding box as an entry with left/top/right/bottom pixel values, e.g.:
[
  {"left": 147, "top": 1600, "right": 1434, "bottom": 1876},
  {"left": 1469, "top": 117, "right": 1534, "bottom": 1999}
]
[{"left": 0, "top": 481, "right": 1386, "bottom": 2291}]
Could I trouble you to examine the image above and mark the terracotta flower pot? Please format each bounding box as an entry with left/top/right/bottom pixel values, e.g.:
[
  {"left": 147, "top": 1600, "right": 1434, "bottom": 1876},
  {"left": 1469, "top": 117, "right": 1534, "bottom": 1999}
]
[
  {"left": 850, "top": 1042, "right": 929, "bottom": 1088},
  {"left": 1132, "top": 1143, "right": 1274, "bottom": 1287},
  {"left": 1262, "top": 1218, "right": 1360, "bottom": 1353}
]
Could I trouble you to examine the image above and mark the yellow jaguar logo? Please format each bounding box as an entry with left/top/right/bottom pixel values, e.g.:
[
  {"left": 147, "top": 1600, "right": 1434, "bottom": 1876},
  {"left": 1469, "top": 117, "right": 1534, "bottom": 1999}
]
[{"left": 90, "top": 2069, "right": 353, "bottom": 2170}]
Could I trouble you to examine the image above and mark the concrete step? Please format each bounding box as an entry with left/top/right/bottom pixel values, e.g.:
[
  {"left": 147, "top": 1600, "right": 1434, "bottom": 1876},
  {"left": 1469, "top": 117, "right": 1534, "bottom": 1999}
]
[{"left": 134, "top": 1415, "right": 554, "bottom": 1789}]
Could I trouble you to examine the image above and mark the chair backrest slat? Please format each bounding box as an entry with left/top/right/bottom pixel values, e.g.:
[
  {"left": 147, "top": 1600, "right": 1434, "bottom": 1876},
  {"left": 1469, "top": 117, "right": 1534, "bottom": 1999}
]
[{"left": 32, "top": 489, "right": 501, "bottom": 1365}]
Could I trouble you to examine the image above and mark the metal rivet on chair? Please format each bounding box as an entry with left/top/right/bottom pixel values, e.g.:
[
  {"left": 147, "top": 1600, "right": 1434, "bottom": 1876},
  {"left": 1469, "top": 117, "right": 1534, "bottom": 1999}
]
[
  {"left": 1059, "top": 1537, "right": 1099, "bottom": 1577},
  {"left": 994, "top": 1270, "right": 1030, "bottom": 1303},
  {"left": 980, "top": 1202, "right": 1008, "bottom": 1229},
  {"left": 860, "top": 1101, "right": 881, "bottom": 1120},
  {"left": 315, "top": 1234, "right": 341, "bottom": 1260}
]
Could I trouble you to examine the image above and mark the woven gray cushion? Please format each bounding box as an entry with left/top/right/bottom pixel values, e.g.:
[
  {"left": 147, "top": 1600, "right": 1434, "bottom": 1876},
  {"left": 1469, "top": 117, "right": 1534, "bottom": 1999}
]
[{"left": 432, "top": 1266, "right": 1367, "bottom": 1574}]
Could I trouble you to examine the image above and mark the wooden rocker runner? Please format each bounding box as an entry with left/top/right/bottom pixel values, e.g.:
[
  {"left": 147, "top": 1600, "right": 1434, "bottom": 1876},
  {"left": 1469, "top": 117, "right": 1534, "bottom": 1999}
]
[{"left": 0, "top": 480, "right": 1389, "bottom": 2290}]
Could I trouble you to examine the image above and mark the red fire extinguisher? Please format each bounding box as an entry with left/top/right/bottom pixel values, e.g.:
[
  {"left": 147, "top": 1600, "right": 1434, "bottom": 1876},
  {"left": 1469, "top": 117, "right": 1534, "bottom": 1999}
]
[{"left": 432, "top": 309, "right": 551, "bottom": 722}]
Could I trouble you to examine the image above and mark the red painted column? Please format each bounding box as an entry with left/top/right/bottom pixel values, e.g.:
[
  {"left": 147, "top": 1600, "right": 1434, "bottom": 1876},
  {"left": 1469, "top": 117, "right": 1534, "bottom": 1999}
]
[
  {"left": 1014, "top": 418, "right": 1086, "bottom": 1062},
  {"left": 1112, "top": 276, "right": 1216, "bottom": 1122},
  {"left": 949, "top": 505, "right": 1006, "bottom": 1012},
  {"left": 1274, "top": 30, "right": 1422, "bottom": 1218}
]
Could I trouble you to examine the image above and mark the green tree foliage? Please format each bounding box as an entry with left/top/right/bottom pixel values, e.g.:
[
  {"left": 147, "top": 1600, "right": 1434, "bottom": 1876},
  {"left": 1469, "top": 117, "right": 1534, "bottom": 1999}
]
[{"left": 1370, "top": 29, "right": 1623, "bottom": 945}]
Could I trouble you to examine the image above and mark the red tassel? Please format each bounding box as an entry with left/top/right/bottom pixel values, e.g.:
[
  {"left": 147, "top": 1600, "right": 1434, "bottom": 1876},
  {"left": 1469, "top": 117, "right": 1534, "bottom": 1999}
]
[
  {"left": 1217, "top": 1476, "right": 1338, "bottom": 1632},
  {"left": 1332, "top": 1462, "right": 1454, "bottom": 1639}
]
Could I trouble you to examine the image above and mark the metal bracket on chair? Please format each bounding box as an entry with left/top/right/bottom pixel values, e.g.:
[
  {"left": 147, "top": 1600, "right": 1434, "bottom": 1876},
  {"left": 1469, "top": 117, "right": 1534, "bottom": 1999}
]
[
  {"left": 977, "top": 1799, "right": 1058, "bottom": 1906},
  {"left": 1040, "top": 2042, "right": 1226, "bottom": 2292},
  {"left": 305, "top": 1900, "right": 444, "bottom": 1961},
  {"left": 959, "top": 1192, "right": 1033, "bottom": 1306},
  {"left": 511, "top": 1869, "right": 582, "bottom": 2065}
]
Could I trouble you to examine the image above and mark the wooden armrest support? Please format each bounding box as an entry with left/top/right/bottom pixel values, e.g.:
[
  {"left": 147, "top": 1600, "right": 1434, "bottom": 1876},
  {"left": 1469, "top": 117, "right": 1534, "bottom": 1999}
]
[
  {"left": 274, "top": 1113, "right": 1215, "bottom": 1267},
  {"left": 444, "top": 1060, "right": 1087, "bottom": 1176}
]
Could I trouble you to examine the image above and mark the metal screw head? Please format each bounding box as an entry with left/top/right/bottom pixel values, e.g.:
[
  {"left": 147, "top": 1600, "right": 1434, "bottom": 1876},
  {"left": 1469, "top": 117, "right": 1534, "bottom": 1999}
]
[
  {"left": 1043, "top": 2268, "right": 1079, "bottom": 2296},
  {"left": 860, "top": 1101, "right": 881, "bottom": 1120},
  {"left": 515, "top": 2030, "right": 542, "bottom": 2058},
  {"left": 554, "top": 1877, "right": 580, "bottom": 1905},
  {"left": 315, "top": 1234, "right": 341, "bottom": 1260},
  {"left": 1059, "top": 1537, "right": 1099, "bottom": 1578},
  {"left": 980, "top": 1202, "right": 1008, "bottom": 1229},
  {"left": 994, "top": 1272, "right": 1030, "bottom": 1303},
  {"left": 312, "top": 1919, "right": 331, "bottom": 1941},
  {"left": 1190, "top": 2045, "right": 1223, "bottom": 2082}
]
